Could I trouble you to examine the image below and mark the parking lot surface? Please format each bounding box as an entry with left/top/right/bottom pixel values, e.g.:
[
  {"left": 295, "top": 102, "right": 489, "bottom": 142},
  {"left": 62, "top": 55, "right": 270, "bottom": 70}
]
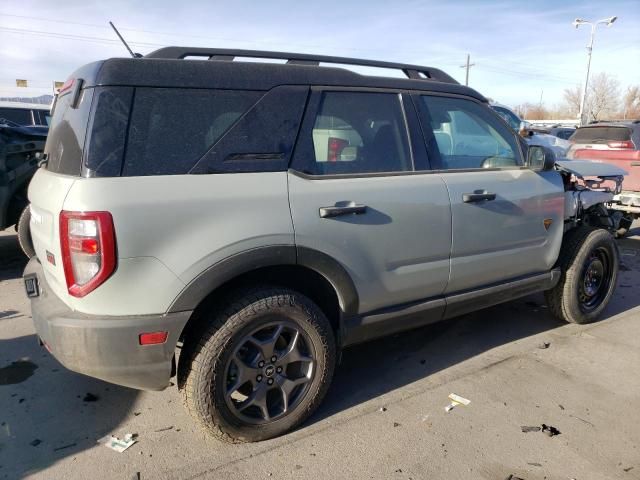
[{"left": 1, "top": 227, "right": 639, "bottom": 480}]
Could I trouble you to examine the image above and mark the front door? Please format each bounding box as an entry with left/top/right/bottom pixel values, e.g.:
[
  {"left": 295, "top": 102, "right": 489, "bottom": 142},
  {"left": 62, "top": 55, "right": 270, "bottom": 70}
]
[
  {"left": 415, "top": 94, "right": 565, "bottom": 294},
  {"left": 288, "top": 89, "right": 452, "bottom": 314}
]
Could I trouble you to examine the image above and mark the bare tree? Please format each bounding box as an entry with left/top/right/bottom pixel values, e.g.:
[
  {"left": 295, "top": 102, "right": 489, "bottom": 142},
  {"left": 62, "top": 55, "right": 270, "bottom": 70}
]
[
  {"left": 586, "top": 72, "right": 620, "bottom": 122},
  {"left": 562, "top": 85, "right": 582, "bottom": 117},
  {"left": 622, "top": 85, "right": 640, "bottom": 119}
]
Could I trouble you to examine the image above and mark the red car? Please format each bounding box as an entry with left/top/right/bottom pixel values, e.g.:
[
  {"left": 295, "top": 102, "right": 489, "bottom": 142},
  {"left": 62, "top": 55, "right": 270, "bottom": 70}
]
[{"left": 567, "top": 121, "right": 640, "bottom": 232}]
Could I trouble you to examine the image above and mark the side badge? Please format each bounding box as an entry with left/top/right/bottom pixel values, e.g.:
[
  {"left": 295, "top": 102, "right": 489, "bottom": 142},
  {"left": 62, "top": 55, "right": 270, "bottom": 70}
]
[{"left": 543, "top": 219, "right": 553, "bottom": 231}]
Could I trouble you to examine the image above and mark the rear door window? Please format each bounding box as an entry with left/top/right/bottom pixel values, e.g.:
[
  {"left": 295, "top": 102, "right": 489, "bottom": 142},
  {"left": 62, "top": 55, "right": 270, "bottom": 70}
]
[
  {"left": 0, "top": 107, "right": 32, "bottom": 125},
  {"left": 123, "top": 88, "right": 261, "bottom": 176},
  {"left": 570, "top": 126, "right": 631, "bottom": 144},
  {"left": 296, "top": 91, "right": 413, "bottom": 175}
]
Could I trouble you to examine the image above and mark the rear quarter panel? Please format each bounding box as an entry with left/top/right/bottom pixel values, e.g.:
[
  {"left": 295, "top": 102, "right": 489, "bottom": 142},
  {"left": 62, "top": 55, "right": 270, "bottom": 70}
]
[{"left": 62, "top": 172, "right": 294, "bottom": 315}]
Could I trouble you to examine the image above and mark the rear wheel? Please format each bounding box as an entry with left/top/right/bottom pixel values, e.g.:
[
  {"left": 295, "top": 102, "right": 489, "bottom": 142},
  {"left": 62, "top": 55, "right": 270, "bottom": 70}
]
[
  {"left": 17, "top": 205, "right": 35, "bottom": 258},
  {"left": 179, "top": 287, "right": 336, "bottom": 443},
  {"left": 545, "top": 227, "right": 619, "bottom": 324}
]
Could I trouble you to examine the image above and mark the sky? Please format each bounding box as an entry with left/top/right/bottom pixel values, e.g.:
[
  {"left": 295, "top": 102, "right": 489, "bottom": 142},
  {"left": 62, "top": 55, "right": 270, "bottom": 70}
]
[{"left": 1, "top": 0, "right": 639, "bottom": 110}]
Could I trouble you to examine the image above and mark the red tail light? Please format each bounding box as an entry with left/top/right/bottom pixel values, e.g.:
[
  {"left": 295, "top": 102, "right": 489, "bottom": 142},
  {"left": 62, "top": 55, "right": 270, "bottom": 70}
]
[
  {"left": 607, "top": 140, "right": 634, "bottom": 149},
  {"left": 328, "top": 137, "right": 349, "bottom": 162},
  {"left": 60, "top": 211, "right": 116, "bottom": 298}
]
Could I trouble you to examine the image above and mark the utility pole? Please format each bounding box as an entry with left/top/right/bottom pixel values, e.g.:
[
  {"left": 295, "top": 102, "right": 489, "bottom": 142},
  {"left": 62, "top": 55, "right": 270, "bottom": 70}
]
[
  {"left": 572, "top": 16, "right": 617, "bottom": 125},
  {"left": 460, "top": 54, "right": 475, "bottom": 86}
]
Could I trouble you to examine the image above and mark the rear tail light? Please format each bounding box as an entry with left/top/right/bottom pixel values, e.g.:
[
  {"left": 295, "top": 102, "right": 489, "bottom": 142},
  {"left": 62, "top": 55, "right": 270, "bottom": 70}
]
[
  {"left": 328, "top": 137, "right": 349, "bottom": 162},
  {"left": 607, "top": 140, "right": 634, "bottom": 149},
  {"left": 60, "top": 211, "right": 116, "bottom": 297}
]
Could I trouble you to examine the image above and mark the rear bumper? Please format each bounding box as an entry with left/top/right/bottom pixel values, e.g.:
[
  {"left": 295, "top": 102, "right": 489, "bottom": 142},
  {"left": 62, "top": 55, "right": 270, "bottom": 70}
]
[{"left": 24, "top": 257, "right": 192, "bottom": 391}]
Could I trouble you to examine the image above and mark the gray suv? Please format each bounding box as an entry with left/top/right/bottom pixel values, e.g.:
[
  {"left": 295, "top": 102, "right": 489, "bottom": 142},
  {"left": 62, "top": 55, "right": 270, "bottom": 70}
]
[{"left": 24, "top": 48, "right": 627, "bottom": 443}]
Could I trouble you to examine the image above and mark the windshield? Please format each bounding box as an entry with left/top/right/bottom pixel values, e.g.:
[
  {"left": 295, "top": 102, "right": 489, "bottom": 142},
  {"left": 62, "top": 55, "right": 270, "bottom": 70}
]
[{"left": 491, "top": 106, "right": 521, "bottom": 131}]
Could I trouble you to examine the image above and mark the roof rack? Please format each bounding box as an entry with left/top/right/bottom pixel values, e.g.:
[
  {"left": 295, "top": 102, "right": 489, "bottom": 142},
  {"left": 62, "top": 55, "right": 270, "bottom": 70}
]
[{"left": 145, "top": 47, "right": 459, "bottom": 84}]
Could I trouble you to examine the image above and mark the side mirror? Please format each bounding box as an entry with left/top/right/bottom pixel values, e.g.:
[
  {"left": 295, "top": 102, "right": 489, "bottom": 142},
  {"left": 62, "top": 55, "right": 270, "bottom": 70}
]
[{"left": 527, "top": 145, "right": 556, "bottom": 171}]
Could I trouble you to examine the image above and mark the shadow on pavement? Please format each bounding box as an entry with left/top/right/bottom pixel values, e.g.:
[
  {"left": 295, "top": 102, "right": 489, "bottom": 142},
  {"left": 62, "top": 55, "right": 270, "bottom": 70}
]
[
  {"left": 0, "top": 335, "right": 140, "bottom": 479},
  {"left": 0, "top": 232, "right": 28, "bottom": 282},
  {"left": 312, "top": 230, "right": 640, "bottom": 425}
]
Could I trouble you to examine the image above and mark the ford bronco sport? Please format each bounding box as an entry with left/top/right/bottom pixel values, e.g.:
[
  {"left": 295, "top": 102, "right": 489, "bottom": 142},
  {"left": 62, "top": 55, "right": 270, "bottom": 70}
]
[{"left": 24, "top": 48, "right": 627, "bottom": 443}]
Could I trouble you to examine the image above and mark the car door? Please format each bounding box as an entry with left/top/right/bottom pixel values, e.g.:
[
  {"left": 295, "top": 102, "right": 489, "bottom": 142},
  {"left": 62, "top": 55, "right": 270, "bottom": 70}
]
[
  {"left": 414, "top": 94, "right": 565, "bottom": 294},
  {"left": 288, "top": 89, "right": 452, "bottom": 316}
]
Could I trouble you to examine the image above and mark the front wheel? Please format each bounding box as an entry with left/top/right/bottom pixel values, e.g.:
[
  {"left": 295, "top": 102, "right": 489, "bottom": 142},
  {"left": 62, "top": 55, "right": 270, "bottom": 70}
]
[
  {"left": 179, "top": 287, "right": 336, "bottom": 443},
  {"left": 545, "top": 227, "right": 619, "bottom": 324}
]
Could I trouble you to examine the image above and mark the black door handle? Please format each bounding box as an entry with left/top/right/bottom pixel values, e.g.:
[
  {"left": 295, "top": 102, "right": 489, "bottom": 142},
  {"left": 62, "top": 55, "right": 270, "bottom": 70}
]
[
  {"left": 462, "top": 192, "right": 496, "bottom": 203},
  {"left": 319, "top": 202, "right": 367, "bottom": 218},
  {"left": 631, "top": 161, "right": 640, "bottom": 167}
]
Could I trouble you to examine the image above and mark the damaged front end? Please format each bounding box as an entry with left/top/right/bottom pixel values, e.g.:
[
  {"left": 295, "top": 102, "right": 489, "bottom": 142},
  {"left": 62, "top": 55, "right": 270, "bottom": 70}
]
[{"left": 556, "top": 160, "right": 630, "bottom": 236}]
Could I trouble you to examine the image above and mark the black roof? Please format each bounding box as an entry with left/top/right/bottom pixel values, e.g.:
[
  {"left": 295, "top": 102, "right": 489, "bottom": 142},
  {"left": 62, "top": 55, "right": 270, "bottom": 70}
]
[{"left": 73, "top": 47, "right": 487, "bottom": 101}]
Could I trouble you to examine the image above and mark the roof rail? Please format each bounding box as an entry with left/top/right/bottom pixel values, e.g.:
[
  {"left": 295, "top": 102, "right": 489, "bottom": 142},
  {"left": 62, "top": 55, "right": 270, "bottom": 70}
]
[{"left": 145, "top": 47, "right": 459, "bottom": 84}]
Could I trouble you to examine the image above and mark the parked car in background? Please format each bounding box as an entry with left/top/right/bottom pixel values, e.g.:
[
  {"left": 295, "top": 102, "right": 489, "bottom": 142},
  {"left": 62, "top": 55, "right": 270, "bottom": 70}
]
[
  {"left": 0, "top": 122, "right": 46, "bottom": 257},
  {"left": 548, "top": 125, "right": 576, "bottom": 140},
  {"left": 490, "top": 103, "right": 571, "bottom": 157},
  {"left": 567, "top": 121, "right": 640, "bottom": 234},
  {"left": 0, "top": 101, "right": 51, "bottom": 128}
]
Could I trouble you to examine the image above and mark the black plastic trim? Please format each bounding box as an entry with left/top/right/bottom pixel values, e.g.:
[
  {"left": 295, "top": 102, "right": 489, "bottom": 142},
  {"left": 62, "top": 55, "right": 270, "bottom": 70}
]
[
  {"left": 341, "top": 269, "right": 561, "bottom": 346},
  {"left": 297, "top": 246, "right": 359, "bottom": 316},
  {"left": 167, "top": 246, "right": 297, "bottom": 313},
  {"left": 167, "top": 245, "right": 360, "bottom": 317}
]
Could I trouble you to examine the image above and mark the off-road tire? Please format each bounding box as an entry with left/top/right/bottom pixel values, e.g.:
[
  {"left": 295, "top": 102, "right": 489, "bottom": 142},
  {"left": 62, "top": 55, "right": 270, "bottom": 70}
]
[
  {"left": 545, "top": 226, "right": 619, "bottom": 324},
  {"left": 17, "top": 205, "right": 35, "bottom": 258},
  {"left": 178, "top": 287, "right": 336, "bottom": 443}
]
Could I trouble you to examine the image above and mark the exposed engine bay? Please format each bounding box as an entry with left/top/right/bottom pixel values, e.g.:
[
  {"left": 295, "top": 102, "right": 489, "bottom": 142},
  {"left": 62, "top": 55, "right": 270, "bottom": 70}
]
[{"left": 556, "top": 160, "right": 631, "bottom": 236}]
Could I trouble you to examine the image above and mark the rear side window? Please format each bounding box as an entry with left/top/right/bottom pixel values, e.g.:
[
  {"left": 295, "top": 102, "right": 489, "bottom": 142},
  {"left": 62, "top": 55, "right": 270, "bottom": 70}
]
[
  {"left": 571, "top": 126, "right": 631, "bottom": 143},
  {"left": 84, "top": 87, "right": 133, "bottom": 177},
  {"left": 302, "top": 91, "right": 412, "bottom": 175},
  {"left": 123, "top": 88, "right": 261, "bottom": 176},
  {"left": 420, "top": 96, "right": 521, "bottom": 170},
  {"left": 0, "top": 107, "right": 32, "bottom": 125},
  {"left": 45, "top": 88, "right": 94, "bottom": 175}
]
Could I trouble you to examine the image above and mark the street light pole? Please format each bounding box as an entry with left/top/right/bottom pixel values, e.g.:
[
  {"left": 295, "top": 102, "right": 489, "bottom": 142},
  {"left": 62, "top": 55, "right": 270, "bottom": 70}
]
[{"left": 573, "top": 16, "right": 617, "bottom": 126}]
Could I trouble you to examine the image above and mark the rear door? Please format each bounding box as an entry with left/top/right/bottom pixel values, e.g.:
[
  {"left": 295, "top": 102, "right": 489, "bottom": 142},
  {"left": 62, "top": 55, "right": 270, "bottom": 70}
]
[
  {"left": 288, "top": 89, "right": 452, "bottom": 315},
  {"left": 415, "top": 94, "right": 564, "bottom": 294},
  {"left": 568, "top": 125, "right": 640, "bottom": 191}
]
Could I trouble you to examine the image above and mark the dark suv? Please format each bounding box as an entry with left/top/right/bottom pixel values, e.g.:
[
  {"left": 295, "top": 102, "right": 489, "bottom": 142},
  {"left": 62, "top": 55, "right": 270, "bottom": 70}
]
[{"left": 24, "top": 48, "right": 626, "bottom": 442}]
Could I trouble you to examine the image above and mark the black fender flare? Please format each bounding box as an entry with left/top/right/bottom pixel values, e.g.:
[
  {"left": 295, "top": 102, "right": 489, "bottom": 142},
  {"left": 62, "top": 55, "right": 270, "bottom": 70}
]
[{"left": 167, "top": 245, "right": 359, "bottom": 316}]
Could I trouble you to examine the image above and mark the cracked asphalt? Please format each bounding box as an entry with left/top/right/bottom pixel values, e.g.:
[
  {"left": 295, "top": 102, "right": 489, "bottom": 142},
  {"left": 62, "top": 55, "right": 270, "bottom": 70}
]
[{"left": 0, "top": 225, "right": 639, "bottom": 479}]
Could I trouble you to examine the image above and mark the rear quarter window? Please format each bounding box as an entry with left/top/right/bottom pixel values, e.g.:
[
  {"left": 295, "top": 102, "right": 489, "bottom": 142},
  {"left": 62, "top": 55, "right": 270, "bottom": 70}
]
[{"left": 123, "top": 88, "right": 261, "bottom": 176}]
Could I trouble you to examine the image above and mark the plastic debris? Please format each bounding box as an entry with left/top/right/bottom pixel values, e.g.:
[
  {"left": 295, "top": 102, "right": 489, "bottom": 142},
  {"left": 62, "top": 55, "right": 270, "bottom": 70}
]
[
  {"left": 98, "top": 433, "right": 138, "bottom": 453},
  {"left": 521, "top": 426, "right": 541, "bottom": 433},
  {"left": 537, "top": 342, "right": 551, "bottom": 349},
  {"left": 541, "top": 424, "right": 560, "bottom": 437},
  {"left": 445, "top": 393, "right": 470, "bottom": 412},
  {"left": 379, "top": 407, "right": 387, "bottom": 412}
]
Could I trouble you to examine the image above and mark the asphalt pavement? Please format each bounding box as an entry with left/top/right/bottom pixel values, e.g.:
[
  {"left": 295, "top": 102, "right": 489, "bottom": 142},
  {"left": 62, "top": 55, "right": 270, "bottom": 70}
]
[{"left": 0, "top": 226, "right": 639, "bottom": 480}]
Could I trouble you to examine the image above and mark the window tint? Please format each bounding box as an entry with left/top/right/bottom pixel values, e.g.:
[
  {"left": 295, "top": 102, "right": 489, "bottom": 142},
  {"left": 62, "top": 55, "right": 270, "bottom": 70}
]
[
  {"left": 84, "top": 87, "right": 133, "bottom": 177},
  {"left": 44, "top": 88, "right": 94, "bottom": 176},
  {"left": 421, "top": 96, "right": 521, "bottom": 170},
  {"left": 0, "top": 108, "right": 32, "bottom": 125},
  {"left": 570, "top": 126, "right": 631, "bottom": 143},
  {"left": 308, "top": 92, "right": 412, "bottom": 175},
  {"left": 123, "top": 88, "right": 260, "bottom": 176}
]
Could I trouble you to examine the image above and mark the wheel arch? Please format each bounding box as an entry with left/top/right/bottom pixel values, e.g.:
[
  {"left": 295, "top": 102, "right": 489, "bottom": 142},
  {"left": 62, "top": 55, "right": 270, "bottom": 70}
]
[{"left": 171, "top": 246, "right": 359, "bottom": 345}]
